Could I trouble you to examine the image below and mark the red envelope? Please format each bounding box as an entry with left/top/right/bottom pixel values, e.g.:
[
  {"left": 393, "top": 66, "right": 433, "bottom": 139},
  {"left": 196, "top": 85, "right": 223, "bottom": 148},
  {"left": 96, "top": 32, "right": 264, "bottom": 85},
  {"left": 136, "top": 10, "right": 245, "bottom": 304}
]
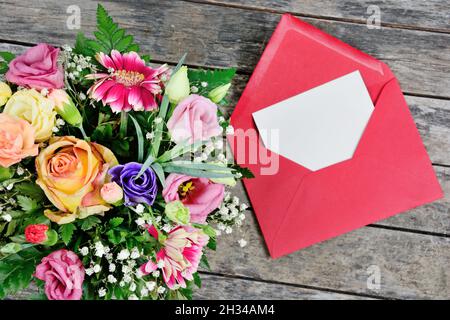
[{"left": 229, "top": 14, "right": 443, "bottom": 259}]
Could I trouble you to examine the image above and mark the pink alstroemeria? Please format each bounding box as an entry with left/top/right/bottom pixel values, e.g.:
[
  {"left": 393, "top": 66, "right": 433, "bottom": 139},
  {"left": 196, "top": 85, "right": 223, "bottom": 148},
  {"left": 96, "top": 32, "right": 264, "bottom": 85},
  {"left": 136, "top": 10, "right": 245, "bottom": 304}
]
[
  {"left": 87, "top": 50, "right": 169, "bottom": 112},
  {"left": 140, "top": 225, "right": 209, "bottom": 289}
]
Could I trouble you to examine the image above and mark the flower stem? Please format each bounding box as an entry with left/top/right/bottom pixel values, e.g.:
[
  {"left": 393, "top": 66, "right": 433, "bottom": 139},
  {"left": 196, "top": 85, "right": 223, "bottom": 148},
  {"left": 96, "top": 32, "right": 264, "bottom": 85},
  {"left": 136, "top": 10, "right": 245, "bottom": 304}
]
[
  {"left": 78, "top": 123, "right": 89, "bottom": 141},
  {"left": 120, "top": 111, "right": 128, "bottom": 138}
]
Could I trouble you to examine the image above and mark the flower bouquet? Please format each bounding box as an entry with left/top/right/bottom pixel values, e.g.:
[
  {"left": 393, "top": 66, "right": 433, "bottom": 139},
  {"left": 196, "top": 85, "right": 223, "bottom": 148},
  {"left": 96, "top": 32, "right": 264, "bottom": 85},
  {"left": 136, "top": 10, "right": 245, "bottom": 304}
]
[{"left": 0, "top": 4, "right": 252, "bottom": 300}]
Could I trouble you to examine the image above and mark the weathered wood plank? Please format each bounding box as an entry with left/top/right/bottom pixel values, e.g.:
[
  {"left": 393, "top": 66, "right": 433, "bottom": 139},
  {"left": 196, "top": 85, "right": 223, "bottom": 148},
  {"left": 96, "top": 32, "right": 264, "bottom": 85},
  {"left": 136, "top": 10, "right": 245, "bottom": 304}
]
[
  {"left": 0, "top": 0, "right": 449, "bottom": 97},
  {"left": 188, "top": 0, "right": 450, "bottom": 32},
  {"left": 194, "top": 274, "right": 374, "bottom": 300},
  {"left": 207, "top": 212, "right": 450, "bottom": 299},
  {"left": 10, "top": 273, "right": 374, "bottom": 300}
]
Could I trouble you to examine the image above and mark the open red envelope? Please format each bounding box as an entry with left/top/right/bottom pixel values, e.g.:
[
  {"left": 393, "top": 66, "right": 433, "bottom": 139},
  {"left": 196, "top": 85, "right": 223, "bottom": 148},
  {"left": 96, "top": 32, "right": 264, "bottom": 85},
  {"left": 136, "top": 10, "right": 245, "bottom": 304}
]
[{"left": 229, "top": 14, "right": 443, "bottom": 259}]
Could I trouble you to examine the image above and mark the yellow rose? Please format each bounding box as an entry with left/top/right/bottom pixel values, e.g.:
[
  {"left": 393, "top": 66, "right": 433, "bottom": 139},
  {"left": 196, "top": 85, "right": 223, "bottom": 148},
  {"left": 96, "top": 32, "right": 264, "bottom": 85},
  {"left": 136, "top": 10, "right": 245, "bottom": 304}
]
[
  {"left": 0, "top": 81, "right": 12, "bottom": 107},
  {"left": 4, "top": 89, "right": 56, "bottom": 142},
  {"left": 36, "top": 136, "right": 119, "bottom": 224}
]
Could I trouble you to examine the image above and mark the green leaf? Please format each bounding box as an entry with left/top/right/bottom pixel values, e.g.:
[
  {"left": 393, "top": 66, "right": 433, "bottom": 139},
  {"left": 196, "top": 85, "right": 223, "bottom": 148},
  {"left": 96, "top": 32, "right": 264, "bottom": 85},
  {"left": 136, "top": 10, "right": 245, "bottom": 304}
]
[
  {"left": 172, "top": 53, "right": 187, "bottom": 75},
  {"left": 199, "top": 255, "right": 211, "bottom": 271},
  {"left": 162, "top": 165, "right": 235, "bottom": 179},
  {"left": 85, "top": 4, "right": 141, "bottom": 54},
  {"left": 0, "top": 62, "right": 8, "bottom": 74},
  {"left": 74, "top": 32, "right": 95, "bottom": 57},
  {"left": 151, "top": 162, "right": 165, "bottom": 187},
  {"left": 0, "top": 247, "right": 46, "bottom": 299},
  {"left": 129, "top": 114, "right": 144, "bottom": 162},
  {"left": 207, "top": 237, "right": 216, "bottom": 250},
  {"left": 149, "top": 94, "right": 169, "bottom": 158},
  {"left": 14, "top": 182, "right": 45, "bottom": 201},
  {"left": 0, "top": 167, "right": 13, "bottom": 182},
  {"left": 165, "top": 161, "right": 234, "bottom": 172},
  {"left": 156, "top": 139, "right": 206, "bottom": 163},
  {"left": 193, "top": 272, "right": 202, "bottom": 288},
  {"left": 59, "top": 223, "right": 76, "bottom": 245},
  {"left": 109, "top": 217, "right": 124, "bottom": 228},
  {"left": 80, "top": 216, "right": 101, "bottom": 231},
  {"left": 111, "top": 139, "right": 130, "bottom": 157},
  {"left": 231, "top": 164, "right": 255, "bottom": 179},
  {"left": 0, "top": 51, "right": 15, "bottom": 63},
  {"left": 17, "top": 195, "right": 40, "bottom": 213},
  {"left": 188, "top": 68, "right": 236, "bottom": 96},
  {"left": 5, "top": 219, "right": 17, "bottom": 237},
  {"left": 0, "top": 243, "right": 22, "bottom": 254}
]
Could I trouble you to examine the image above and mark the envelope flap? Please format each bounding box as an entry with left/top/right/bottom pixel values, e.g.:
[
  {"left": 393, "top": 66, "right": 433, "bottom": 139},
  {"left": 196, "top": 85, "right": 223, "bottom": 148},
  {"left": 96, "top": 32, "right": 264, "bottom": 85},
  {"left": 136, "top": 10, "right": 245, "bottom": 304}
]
[{"left": 231, "top": 14, "right": 394, "bottom": 131}]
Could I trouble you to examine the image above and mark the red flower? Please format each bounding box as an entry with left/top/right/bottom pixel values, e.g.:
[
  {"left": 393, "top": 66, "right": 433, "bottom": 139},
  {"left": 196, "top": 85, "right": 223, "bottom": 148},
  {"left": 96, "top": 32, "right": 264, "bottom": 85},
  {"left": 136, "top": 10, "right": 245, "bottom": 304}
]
[{"left": 25, "top": 224, "right": 49, "bottom": 244}]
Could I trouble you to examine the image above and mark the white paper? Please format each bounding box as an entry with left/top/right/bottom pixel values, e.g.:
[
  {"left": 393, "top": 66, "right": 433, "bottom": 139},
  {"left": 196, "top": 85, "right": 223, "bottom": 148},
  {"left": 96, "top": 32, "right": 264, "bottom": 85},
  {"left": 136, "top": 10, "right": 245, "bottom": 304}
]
[{"left": 252, "top": 71, "right": 374, "bottom": 171}]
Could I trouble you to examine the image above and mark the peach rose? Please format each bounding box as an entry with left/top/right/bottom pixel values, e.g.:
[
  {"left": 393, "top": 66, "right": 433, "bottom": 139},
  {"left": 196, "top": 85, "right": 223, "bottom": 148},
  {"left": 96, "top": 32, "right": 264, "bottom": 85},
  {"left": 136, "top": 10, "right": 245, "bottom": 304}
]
[
  {"left": 0, "top": 114, "right": 39, "bottom": 167},
  {"left": 36, "top": 136, "right": 118, "bottom": 224}
]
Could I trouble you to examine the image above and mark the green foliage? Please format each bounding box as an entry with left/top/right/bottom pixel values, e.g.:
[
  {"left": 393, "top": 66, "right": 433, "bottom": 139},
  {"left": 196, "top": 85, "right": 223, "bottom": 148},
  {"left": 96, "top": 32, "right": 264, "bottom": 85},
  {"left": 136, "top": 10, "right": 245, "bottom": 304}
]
[
  {"left": 0, "top": 247, "right": 46, "bottom": 299},
  {"left": 162, "top": 161, "right": 235, "bottom": 179},
  {"left": 59, "top": 223, "right": 76, "bottom": 245},
  {"left": 193, "top": 272, "right": 202, "bottom": 288},
  {"left": 80, "top": 216, "right": 101, "bottom": 231},
  {"left": 17, "top": 195, "right": 40, "bottom": 213},
  {"left": 0, "top": 51, "right": 15, "bottom": 74},
  {"left": 73, "top": 32, "right": 95, "bottom": 57},
  {"left": 129, "top": 115, "right": 144, "bottom": 162},
  {"left": 14, "top": 182, "right": 45, "bottom": 201},
  {"left": 199, "top": 254, "right": 211, "bottom": 271},
  {"left": 188, "top": 67, "right": 236, "bottom": 96},
  {"left": 231, "top": 164, "right": 255, "bottom": 179},
  {"left": 75, "top": 4, "right": 141, "bottom": 56},
  {"left": 0, "top": 167, "right": 13, "bottom": 182},
  {"left": 109, "top": 217, "right": 124, "bottom": 228}
]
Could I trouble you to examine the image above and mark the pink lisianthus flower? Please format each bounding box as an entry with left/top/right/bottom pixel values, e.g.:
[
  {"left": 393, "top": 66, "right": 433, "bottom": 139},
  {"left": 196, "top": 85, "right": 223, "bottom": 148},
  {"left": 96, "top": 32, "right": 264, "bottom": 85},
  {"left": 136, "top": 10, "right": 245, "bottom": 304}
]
[
  {"left": 34, "top": 249, "right": 85, "bottom": 300},
  {"left": 6, "top": 43, "right": 64, "bottom": 90},
  {"left": 162, "top": 173, "right": 225, "bottom": 224},
  {"left": 167, "top": 94, "right": 222, "bottom": 144},
  {"left": 140, "top": 225, "right": 209, "bottom": 289},
  {"left": 87, "top": 50, "right": 169, "bottom": 112}
]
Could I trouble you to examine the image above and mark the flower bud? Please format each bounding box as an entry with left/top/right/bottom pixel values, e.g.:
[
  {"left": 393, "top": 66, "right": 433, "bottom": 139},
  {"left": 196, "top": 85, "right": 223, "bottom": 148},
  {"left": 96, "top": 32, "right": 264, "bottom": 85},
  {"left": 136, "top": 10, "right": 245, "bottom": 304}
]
[
  {"left": 165, "top": 200, "right": 190, "bottom": 225},
  {"left": 208, "top": 83, "right": 231, "bottom": 103},
  {"left": 47, "top": 89, "right": 82, "bottom": 127},
  {"left": 100, "top": 182, "right": 124, "bottom": 205},
  {"left": 0, "top": 81, "right": 12, "bottom": 107},
  {"left": 25, "top": 224, "right": 49, "bottom": 244},
  {"left": 209, "top": 161, "right": 236, "bottom": 187},
  {"left": 165, "top": 66, "right": 190, "bottom": 104}
]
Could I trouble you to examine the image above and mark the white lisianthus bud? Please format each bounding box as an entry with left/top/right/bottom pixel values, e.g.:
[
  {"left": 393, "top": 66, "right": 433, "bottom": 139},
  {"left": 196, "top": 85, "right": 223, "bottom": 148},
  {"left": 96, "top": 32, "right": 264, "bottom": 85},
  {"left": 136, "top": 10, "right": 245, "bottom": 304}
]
[
  {"left": 165, "top": 66, "right": 190, "bottom": 104},
  {"left": 208, "top": 83, "right": 231, "bottom": 103}
]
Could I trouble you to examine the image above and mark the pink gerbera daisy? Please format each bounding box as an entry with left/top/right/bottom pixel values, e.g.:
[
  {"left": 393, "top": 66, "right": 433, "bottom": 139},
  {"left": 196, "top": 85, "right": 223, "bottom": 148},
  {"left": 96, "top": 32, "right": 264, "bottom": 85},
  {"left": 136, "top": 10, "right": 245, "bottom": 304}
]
[
  {"left": 87, "top": 50, "right": 169, "bottom": 112},
  {"left": 140, "top": 225, "right": 209, "bottom": 289}
]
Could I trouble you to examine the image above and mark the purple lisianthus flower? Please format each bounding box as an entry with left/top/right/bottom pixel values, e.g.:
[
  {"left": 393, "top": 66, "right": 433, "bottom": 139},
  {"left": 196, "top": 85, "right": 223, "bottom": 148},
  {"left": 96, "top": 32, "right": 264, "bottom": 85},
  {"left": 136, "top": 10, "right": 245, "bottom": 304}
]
[{"left": 108, "top": 162, "right": 157, "bottom": 206}]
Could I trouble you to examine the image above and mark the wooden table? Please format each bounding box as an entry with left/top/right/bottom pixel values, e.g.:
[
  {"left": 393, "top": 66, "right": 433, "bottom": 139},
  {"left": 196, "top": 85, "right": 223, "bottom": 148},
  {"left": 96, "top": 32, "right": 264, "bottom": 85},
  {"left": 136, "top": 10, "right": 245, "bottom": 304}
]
[{"left": 1, "top": 0, "right": 449, "bottom": 300}]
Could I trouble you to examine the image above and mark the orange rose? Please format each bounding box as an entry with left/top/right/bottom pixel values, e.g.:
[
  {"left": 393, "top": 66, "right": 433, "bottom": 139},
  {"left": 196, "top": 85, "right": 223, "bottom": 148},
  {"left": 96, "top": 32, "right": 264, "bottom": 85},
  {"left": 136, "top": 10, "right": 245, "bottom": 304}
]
[
  {"left": 0, "top": 113, "right": 38, "bottom": 167},
  {"left": 36, "top": 136, "right": 118, "bottom": 224}
]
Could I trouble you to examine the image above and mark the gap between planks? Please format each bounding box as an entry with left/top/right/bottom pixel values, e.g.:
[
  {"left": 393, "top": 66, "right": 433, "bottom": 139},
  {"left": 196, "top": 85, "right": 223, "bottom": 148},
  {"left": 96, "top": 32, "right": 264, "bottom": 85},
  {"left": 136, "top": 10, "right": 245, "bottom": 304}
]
[
  {"left": 199, "top": 271, "right": 389, "bottom": 300},
  {"left": 183, "top": 0, "right": 450, "bottom": 35}
]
